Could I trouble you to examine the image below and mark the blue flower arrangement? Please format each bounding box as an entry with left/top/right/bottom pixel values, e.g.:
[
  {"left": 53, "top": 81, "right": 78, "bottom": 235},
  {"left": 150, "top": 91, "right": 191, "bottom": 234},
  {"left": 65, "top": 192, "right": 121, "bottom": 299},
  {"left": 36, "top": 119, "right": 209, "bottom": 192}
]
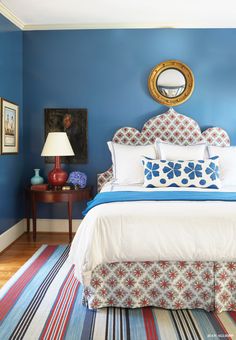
[{"left": 67, "top": 171, "right": 87, "bottom": 188}]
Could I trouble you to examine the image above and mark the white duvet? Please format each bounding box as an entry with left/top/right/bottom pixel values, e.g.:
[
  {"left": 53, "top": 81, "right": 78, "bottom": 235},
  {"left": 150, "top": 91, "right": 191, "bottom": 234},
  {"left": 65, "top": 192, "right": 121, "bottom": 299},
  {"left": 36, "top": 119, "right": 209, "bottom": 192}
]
[{"left": 69, "top": 183, "right": 236, "bottom": 285}]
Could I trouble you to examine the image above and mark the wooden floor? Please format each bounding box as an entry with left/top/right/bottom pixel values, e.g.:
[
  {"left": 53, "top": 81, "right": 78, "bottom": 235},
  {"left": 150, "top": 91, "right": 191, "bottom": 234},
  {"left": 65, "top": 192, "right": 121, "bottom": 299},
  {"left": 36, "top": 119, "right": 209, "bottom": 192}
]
[{"left": 0, "top": 232, "right": 72, "bottom": 288}]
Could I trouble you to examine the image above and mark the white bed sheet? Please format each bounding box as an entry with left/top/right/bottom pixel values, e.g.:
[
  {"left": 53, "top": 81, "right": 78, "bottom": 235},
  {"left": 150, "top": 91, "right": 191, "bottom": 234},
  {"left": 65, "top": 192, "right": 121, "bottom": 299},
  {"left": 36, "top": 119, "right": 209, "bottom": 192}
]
[
  {"left": 69, "top": 182, "right": 236, "bottom": 285},
  {"left": 101, "top": 182, "right": 236, "bottom": 193}
]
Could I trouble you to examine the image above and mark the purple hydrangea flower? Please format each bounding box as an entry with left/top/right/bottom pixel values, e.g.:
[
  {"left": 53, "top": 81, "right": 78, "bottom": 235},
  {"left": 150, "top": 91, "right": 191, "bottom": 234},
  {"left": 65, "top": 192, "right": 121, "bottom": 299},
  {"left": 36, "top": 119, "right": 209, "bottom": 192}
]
[{"left": 67, "top": 171, "right": 87, "bottom": 188}]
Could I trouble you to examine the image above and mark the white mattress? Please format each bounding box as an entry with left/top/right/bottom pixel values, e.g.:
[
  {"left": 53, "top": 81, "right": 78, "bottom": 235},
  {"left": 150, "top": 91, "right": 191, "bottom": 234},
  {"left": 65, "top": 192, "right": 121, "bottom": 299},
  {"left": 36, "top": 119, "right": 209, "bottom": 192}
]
[{"left": 69, "top": 182, "right": 236, "bottom": 285}]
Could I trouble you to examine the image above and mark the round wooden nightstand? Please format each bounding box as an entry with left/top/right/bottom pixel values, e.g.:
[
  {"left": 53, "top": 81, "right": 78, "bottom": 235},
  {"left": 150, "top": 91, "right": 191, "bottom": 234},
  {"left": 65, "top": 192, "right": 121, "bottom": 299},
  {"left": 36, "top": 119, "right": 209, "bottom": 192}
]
[{"left": 25, "top": 187, "right": 93, "bottom": 242}]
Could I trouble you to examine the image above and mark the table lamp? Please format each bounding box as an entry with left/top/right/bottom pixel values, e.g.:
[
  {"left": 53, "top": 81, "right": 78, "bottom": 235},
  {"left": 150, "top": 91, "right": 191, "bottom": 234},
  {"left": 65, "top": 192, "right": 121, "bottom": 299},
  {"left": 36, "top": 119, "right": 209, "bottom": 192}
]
[{"left": 41, "top": 132, "right": 75, "bottom": 186}]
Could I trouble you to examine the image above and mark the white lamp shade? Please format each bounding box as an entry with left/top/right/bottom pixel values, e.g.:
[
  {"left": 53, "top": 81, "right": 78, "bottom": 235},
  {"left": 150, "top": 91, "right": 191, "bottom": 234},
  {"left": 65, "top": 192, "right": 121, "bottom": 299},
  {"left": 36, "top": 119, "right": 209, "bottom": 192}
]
[{"left": 41, "top": 132, "right": 75, "bottom": 157}]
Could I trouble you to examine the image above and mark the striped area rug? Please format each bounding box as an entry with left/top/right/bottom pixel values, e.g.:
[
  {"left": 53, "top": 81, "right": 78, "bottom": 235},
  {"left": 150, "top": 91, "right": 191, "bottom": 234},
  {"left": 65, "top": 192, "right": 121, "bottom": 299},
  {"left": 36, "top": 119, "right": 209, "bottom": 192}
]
[{"left": 0, "top": 245, "right": 236, "bottom": 340}]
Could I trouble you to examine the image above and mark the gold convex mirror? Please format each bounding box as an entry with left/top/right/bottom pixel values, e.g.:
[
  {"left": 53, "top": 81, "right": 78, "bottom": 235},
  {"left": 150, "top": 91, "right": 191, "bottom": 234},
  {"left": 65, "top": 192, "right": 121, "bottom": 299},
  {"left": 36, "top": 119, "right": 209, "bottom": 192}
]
[{"left": 148, "top": 60, "right": 194, "bottom": 106}]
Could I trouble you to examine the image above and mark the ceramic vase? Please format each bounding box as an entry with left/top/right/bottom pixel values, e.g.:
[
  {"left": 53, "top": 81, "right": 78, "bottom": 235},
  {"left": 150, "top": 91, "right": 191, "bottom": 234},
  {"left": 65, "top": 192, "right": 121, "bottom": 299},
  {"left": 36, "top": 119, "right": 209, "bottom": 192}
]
[{"left": 31, "top": 169, "right": 44, "bottom": 185}]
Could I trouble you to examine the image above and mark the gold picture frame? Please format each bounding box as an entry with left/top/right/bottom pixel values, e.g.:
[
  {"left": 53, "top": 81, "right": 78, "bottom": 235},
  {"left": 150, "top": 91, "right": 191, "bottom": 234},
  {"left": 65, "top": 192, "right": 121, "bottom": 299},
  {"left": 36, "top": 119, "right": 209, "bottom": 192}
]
[
  {"left": 148, "top": 60, "right": 194, "bottom": 106},
  {"left": 0, "top": 98, "right": 19, "bottom": 154}
]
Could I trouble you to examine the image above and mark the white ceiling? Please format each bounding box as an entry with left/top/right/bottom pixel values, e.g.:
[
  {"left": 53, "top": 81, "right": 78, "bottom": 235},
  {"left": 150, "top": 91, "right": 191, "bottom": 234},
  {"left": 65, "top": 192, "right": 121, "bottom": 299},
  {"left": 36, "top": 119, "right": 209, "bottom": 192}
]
[{"left": 1, "top": 0, "right": 236, "bottom": 30}]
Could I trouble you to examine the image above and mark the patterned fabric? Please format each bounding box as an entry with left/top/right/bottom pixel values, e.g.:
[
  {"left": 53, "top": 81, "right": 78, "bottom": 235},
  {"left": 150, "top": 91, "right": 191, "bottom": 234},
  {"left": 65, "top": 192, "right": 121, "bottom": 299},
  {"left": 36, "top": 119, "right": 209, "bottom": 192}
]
[
  {"left": 113, "top": 109, "right": 203, "bottom": 146},
  {"left": 215, "top": 262, "right": 236, "bottom": 312},
  {"left": 84, "top": 260, "right": 236, "bottom": 313},
  {"left": 1, "top": 245, "right": 236, "bottom": 340},
  {"left": 84, "top": 261, "right": 215, "bottom": 311},
  {"left": 202, "top": 127, "right": 231, "bottom": 147},
  {"left": 97, "top": 167, "right": 113, "bottom": 192},
  {"left": 97, "top": 108, "right": 230, "bottom": 192},
  {"left": 142, "top": 156, "right": 221, "bottom": 189}
]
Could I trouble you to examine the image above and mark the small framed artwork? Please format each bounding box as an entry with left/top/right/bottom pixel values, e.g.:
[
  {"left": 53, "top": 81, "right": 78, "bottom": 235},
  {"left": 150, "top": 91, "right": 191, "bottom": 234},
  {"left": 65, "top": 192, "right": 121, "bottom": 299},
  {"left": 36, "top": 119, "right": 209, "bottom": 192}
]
[
  {"left": 0, "top": 98, "right": 19, "bottom": 154},
  {"left": 45, "top": 108, "right": 88, "bottom": 164}
]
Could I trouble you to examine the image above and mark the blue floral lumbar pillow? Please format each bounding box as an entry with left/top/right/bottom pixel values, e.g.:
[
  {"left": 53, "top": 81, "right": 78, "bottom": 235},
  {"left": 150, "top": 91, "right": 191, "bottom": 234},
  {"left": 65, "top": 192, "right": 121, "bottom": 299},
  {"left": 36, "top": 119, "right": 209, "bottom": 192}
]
[{"left": 142, "top": 156, "right": 221, "bottom": 189}]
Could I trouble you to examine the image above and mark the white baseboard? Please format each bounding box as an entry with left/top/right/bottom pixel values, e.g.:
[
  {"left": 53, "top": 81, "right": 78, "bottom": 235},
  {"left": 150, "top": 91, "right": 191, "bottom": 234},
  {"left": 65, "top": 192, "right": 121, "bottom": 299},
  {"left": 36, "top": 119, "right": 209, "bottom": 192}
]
[
  {"left": 0, "top": 218, "right": 82, "bottom": 253},
  {"left": 0, "top": 219, "right": 25, "bottom": 253},
  {"left": 27, "top": 218, "right": 82, "bottom": 233}
]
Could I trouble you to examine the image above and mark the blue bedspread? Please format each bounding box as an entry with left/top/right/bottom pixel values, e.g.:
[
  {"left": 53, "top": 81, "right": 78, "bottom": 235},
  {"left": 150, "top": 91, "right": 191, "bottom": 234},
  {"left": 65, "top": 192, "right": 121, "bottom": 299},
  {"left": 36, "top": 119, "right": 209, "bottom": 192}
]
[{"left": 83, "top": 190, "right": 236, "bottom": 215}]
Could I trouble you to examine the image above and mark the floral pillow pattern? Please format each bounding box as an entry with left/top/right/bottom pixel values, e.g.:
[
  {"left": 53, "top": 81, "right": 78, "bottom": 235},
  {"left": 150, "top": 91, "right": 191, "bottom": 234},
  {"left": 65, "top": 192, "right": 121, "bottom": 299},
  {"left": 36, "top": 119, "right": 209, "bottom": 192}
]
[{"left": 142, "top": 156, "right": 221, "bottom": 189}]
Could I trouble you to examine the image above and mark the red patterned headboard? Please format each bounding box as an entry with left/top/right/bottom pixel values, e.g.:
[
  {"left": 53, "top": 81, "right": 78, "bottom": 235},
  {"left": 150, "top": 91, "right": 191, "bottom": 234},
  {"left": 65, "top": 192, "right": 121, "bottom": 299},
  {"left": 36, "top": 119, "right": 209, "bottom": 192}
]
[{"left": 97, "top": 108, "right": 230, "bottom": 192}]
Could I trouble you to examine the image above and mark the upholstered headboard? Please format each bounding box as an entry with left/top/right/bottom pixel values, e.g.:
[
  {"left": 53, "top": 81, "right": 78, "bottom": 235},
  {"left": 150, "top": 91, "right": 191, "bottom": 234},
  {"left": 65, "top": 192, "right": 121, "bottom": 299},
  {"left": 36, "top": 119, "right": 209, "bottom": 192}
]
[{"left": 97, "top": 108, "right": 230, "bottom": 192}]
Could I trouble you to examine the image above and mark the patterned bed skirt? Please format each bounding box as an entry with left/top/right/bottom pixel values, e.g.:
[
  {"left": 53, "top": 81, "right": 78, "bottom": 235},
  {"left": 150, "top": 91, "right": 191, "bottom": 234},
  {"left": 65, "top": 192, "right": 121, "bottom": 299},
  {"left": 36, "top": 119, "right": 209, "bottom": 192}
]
[{"left": 82, "top": 261, "right": 236, "bottom": 312}]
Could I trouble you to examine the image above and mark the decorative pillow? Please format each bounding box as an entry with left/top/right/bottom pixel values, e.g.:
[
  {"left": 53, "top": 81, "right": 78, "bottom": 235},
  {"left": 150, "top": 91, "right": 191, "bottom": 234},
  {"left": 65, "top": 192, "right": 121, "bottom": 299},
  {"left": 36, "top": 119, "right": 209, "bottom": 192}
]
[
  {"left": 155, "top": 140, "right": 206, "bottom": 160},
  {"left": 142, "top": 156, "right": 221, "bottom": 189},
  {"left": 107, "top": 142, "right": 157, "bottom": 185},
  {"left": 208, "top": 146, "right": 236, "bottom": 186}
]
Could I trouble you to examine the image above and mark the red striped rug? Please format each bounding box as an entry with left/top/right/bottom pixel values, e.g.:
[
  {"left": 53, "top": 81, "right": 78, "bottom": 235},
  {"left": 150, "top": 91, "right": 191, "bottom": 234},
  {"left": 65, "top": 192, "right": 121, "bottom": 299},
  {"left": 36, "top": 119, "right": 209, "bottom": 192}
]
[{"left": 0, "top": 245, "right": 236, "bottom": 339}]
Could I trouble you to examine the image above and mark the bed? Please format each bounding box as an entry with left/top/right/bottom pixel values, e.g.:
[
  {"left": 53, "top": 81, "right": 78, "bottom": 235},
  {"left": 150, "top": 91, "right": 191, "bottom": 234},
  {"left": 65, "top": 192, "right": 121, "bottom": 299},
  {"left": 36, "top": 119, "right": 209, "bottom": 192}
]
[{"left": 69, "top": 108, "right": 236, "bottom": 312}]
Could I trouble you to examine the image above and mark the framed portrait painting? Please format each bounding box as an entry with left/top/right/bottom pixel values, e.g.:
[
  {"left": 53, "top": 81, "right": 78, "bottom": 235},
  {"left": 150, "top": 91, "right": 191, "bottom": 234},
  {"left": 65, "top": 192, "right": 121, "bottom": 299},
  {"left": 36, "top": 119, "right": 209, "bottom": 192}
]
[
  {"left": 45, "top": 108, "right": 88, "bottom": 164},
  {"left": 0, "top": 98, "right": 19, "bottom": 154}
]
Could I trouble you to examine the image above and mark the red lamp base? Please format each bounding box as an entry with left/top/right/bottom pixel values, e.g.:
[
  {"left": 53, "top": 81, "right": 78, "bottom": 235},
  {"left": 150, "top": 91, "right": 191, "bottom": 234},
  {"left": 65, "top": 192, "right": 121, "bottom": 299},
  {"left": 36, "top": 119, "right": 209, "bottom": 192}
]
[{"left": 48, "top": 156, "right": 68, "bottom": 186}]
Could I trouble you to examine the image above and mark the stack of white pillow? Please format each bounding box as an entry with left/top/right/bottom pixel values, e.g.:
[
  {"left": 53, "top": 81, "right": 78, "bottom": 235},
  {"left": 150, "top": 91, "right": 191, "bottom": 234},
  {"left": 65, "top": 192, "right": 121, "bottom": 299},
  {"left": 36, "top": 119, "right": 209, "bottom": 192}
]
[{"left": 107, "top": 140, "right": 236, "bottom": 188}]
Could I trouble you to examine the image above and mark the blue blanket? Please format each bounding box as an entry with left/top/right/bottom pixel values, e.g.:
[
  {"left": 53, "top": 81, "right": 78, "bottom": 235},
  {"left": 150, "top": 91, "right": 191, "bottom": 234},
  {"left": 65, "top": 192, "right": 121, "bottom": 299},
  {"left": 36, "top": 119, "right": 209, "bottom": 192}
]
[{"left": 83, "top": 190, "right": 236, "bottom": 215}]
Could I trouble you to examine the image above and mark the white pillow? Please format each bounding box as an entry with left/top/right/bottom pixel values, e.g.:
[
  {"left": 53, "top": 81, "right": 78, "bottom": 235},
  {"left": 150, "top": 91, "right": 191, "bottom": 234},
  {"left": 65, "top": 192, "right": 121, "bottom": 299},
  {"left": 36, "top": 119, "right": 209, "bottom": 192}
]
[
  {"left": 107, "top": 142, "right": 157, "bottom": 185},
  {"left": 208, "top": 146, "right": 236, "bottom": 185},
  {"left": 156, "top": 140, "right": 206, "bottom": 160}
]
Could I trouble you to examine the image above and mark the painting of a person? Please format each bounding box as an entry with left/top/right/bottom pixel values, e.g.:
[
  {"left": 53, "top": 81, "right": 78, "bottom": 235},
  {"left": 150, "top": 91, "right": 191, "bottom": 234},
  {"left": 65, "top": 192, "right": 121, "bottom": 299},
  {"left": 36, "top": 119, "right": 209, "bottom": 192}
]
[
  {"left": 45, "top": 108, "right": 87, "bottom": 164},
  {"left": 63, "top": 113, "right": 82, "bottom": 160}
]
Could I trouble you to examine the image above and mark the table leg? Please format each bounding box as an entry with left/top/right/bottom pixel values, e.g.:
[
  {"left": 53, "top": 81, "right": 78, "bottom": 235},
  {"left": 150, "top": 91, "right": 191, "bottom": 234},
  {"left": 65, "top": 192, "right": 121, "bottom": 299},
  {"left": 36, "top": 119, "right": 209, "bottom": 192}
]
[
  {"left": 32, "top": 193, "right": 37, "bottom": 242},
  {"left": 25, "top": 190, "right": 30, "bottom": 233},
  {"left": 68, "top": 199, "right": 72, "bottom": 243}
]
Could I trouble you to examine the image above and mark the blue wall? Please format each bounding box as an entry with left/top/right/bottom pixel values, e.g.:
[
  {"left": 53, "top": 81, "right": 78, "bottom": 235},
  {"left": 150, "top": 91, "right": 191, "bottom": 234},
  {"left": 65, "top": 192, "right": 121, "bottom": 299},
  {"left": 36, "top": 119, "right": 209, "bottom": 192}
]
[
  {"left": 1, "top": 19, "right": 236, "bottom": 227},
  {"left": 0, "top": 15, "right": 24, "bottom": 234},
  {"left": 23, "top": 29, "right": 236, "bottom": 218}
]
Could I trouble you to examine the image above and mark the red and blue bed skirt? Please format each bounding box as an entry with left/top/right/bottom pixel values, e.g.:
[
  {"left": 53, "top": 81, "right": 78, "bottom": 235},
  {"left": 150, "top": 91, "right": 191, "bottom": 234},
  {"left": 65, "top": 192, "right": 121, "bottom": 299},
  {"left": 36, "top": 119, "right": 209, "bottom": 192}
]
[{"left": 83, "top": 260, "right": 236, "bottom": 312}]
